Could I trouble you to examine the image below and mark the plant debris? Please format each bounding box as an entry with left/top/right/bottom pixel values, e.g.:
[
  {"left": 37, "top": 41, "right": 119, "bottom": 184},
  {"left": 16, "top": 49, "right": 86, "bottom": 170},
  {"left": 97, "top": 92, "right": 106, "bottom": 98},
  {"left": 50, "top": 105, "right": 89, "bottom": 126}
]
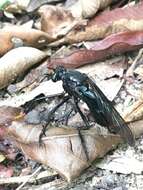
[{"left": 0, "top": 1, "right": 143, "bottom": 189}]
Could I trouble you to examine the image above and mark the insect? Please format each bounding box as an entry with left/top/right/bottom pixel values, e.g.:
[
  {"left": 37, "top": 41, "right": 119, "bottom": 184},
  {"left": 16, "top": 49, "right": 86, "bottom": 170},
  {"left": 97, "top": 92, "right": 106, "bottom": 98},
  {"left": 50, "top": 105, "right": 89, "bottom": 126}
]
[{"left": 41, "top": 66, "right": 135, "bottom": 146}]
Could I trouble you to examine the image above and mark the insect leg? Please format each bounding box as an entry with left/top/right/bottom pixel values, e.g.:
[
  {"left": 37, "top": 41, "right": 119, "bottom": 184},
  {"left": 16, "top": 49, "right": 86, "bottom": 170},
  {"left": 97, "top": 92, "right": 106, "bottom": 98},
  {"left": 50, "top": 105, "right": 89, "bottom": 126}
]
[
  {"left": 65, "top": 109, "right": 74, "bottom": 125},
  {"left": 77, "top": 128, "right": 89, "bottom": 161},
  {"left": 39, "top": 95, "right": 70, "bottom": 145},
  {"left": 73, "top": 98, "right": 89, "bottom": 161}
]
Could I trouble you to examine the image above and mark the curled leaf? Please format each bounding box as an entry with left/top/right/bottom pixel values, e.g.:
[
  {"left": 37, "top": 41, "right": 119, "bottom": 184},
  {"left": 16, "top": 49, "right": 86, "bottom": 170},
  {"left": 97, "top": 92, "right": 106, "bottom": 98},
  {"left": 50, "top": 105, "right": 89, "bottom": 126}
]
[
  {"left": 49, "top": 2, "right": 143, "bottom": 46},
  {"left": 7, "top": 61, "right": 48, "bottom": 93},
  {"left": 0, "top": 26, "right": 55, "bottom": 55},
  {"left": 6, "top": 119, "right": 143, "bottom": 181},
  {"left": 7, "top": 122, "right": 121, "bottom": 181},
  {"left": 1, "top": 105, "right": 143, "bottom": 181},
  {"left": 90, "top": 1, "right": 143, "bottom": 27},
  {"left": 39, "top": 5, "right": 80, "bottom": 39},
  {"left": 47, "top": 31, "right": 143, "bottom": 69},
  {"left": 68, "top": 0, "right": 112, "bottom": 18},
  {"left": 0, "top": 47, "right": 47, "bottom": 89}
]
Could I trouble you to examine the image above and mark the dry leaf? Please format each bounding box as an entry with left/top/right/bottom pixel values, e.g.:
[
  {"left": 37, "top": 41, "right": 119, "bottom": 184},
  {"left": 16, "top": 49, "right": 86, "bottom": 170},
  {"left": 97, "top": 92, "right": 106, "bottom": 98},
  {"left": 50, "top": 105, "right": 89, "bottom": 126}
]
[
  {"left": 39, "top": 5, "right": 80, "bottom": 39},
  {"left": 49, "top": 2, "right": 143, "bottom": 46},
  {"left": 0, "top": 26, "right": 55, "bottom": 55},
  {"left": 27, "top": 0, "right": 62, "bottom": 12},
  {"left": 0, "top": 47, "right": 47, "bottom": 89},
  {"left": 97, "top": 156, "right": 143, "bottom": 174},
  {"left": 0, "top": 81, "right": 63, "bottom": 107},
  {"left": 89, "top": 2, "right": 143, "bottom": 28},
  {"left": 7, "top": 61, "right": 48, "bottom": 93},
  {"left": 77, "top": 57, "right": 125, "bottom": 80},
  {"left": 77, "top": 57, "right": 125, "bottom": 101},
  {"left": 7, "top": 122, "right": 121, "bottom": 182},
  {"left": 68, "top": 0, "right": 112, "bottom": 18},
  {"left": 5, "top": 119, "right": 143, "bottom": 181},
  {"left": 47, "top": 31, "right": 143, "bottom": 69},
  {"left": 0, "top": 105, "right": 143, "bottom": 181}
]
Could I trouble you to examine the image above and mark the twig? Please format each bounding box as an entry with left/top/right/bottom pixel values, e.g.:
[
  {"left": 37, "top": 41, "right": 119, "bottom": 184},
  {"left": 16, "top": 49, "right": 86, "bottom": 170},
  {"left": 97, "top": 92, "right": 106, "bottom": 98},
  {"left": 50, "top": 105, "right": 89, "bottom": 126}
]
[
  {"left": 20, "top": 161, "right": 102, "bottom": 190},
  {"left": 16, "top": 166, "right": 42, "bottom": 190},
  {"left": 126, "top": 48, "right": 143, "bottom": 77},
  {"left": 0, "top": 169, "right": 57, "bottom": 185},
  {"left": 22, "top": 179, "right": 67, "bottom": 190}
]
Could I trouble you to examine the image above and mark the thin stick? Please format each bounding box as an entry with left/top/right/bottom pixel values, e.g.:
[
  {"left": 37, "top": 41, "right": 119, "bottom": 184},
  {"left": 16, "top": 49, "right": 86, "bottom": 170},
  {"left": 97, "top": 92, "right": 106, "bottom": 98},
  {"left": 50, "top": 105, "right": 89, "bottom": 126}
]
[
  {"left": 126, "top": 48, "right": 143, "bottom": 77},
  {"left": 0, "top": 169, "right": 57, "bottom": 185},
  {"left": 16, "top": 166, "right": 42, "bottom": 190}
]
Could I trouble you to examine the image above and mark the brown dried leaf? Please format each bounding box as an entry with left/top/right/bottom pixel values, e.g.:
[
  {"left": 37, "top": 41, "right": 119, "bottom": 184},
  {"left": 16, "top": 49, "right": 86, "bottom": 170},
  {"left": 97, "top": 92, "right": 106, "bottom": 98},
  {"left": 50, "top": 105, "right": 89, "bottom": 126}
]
[
  {"left": 89, "top": 2, "right": 143, "bottom": 27},
  {"left": 6, "top": 118, "right": 143, "bottom": 181},
  {"left": 0, "top": 26, "right": 55, "bottom": 55},
  {"left": 7, "top": 61, "right": 48, "bottom": 93},
  {"left": 1, "top": 105, "right": 143, "bottom": 181},
  {"left": 47, "top": 31, "right": 143, "bottom": 69},
  {"left": 49, "top": 2, "right": 143, "bottom": 46},
  {"left": 39, "top": 5, "right": 81, "bottom": 39},
  {"left": 7, "top": 122, "right": 121, "bottom": 181},
  {"left": 0, "top": 47, "right": 47, "bottom": 89},
  {"left": 68, "top": 0, "right": 112, "bottom": 18}
]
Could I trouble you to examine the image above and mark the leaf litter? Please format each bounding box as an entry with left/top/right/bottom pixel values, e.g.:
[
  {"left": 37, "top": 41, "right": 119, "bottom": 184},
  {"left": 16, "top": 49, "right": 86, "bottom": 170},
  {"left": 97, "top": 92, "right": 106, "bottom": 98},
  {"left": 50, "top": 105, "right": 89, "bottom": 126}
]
[{"left": 0, "top": 0, "right": 143, "bottom": 190}]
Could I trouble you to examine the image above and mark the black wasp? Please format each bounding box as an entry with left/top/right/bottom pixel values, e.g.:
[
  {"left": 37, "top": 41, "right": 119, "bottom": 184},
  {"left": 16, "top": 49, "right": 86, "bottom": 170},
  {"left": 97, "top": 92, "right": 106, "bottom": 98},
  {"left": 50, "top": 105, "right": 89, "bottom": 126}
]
[{"left": 41, "top": 66, "right": 134, "bottom": 146}]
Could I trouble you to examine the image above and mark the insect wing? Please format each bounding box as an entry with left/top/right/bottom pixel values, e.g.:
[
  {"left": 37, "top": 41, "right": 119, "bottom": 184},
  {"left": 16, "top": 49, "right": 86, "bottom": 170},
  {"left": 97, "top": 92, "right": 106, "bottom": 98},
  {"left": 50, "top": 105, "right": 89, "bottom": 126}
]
[{"left": 86, "top": 76, "right": 134, "bottom": 146}]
